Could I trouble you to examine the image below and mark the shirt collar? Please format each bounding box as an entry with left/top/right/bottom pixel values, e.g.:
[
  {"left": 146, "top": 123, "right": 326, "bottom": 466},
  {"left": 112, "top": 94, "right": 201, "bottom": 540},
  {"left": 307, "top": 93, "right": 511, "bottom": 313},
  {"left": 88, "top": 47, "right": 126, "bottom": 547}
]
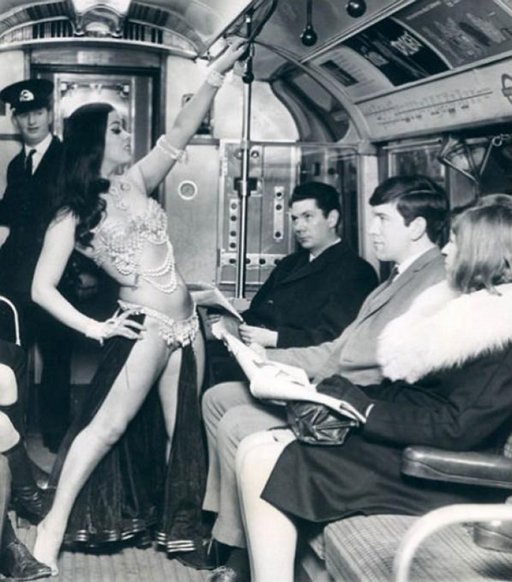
[
  {"left": 24, "top": 133, "right": 52, "bottom": 159},
  {"left": 395, "top": 247, "right": 433, "bottom": 277}
]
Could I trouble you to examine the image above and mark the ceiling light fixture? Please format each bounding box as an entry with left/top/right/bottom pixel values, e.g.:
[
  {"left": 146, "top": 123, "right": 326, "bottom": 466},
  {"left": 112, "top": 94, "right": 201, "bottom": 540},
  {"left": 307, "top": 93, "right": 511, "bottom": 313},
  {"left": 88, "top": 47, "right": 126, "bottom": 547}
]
[{"left": 71, "top": 0, "right": 131, "bottom": 16}]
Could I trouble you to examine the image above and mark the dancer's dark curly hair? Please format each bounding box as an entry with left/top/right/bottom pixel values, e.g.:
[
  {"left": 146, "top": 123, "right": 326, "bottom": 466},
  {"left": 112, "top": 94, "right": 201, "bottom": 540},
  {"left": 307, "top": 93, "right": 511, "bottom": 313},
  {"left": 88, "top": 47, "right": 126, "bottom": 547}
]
[{"left": 49, "top": 102, "right": 114, "bottom": 247}]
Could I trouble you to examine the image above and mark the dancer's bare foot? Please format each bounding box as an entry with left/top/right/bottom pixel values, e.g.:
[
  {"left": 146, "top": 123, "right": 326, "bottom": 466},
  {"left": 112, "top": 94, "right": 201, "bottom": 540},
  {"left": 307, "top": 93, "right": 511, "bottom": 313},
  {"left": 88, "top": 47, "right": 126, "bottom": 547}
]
[{"left": 32, "top": 519, "right": 61, "bottom": 576}]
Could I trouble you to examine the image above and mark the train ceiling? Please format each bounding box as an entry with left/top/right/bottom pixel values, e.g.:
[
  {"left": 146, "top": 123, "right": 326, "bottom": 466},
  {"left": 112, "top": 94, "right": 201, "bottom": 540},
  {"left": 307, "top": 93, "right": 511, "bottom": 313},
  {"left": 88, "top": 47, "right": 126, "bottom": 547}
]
[
  {"left": 1, "top": 0, "right": 512, "bottom": 140},
  {"left": 1, "top": 1, "right": 511, "bottom": 90}
]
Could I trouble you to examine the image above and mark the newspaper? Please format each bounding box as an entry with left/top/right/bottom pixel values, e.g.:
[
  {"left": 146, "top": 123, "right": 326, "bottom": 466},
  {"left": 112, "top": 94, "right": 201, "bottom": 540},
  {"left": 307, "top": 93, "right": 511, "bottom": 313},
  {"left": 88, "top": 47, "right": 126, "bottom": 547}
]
[
  {"left": 212, "top": 320, "right": 362, "bottom": 422},
  {"left": 188, "top": 282, "right": 243, "bottom": 321}
]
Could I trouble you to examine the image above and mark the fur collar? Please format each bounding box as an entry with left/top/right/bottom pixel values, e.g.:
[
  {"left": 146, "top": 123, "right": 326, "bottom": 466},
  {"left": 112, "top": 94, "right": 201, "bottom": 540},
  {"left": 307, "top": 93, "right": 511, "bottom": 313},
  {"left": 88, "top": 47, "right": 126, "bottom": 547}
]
[{"left": 377, "top": 281, "right": 512, "bottom": 383}]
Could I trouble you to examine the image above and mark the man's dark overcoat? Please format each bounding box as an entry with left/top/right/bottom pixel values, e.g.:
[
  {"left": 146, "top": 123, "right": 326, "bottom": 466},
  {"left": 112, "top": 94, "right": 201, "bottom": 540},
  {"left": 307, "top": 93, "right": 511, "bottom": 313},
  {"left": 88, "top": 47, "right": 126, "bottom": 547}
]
[{"left": 244, "top": 241, "right": 378, "bottom": 348}]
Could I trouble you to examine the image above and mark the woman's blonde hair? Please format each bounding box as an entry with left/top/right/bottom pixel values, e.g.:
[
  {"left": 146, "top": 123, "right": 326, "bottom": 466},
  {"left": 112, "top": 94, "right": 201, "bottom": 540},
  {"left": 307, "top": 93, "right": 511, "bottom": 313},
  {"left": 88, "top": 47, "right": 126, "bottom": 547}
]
[{"left": 451, "top": 194, "right": 512, "bottom": 292}]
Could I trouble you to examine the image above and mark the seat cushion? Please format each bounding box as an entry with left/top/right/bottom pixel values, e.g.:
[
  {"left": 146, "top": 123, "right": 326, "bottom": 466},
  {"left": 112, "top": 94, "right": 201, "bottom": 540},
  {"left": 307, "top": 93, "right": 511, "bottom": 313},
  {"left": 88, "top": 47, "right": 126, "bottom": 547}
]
[{"left": 324, "top": 515, "right": 512, "bottom": 582}]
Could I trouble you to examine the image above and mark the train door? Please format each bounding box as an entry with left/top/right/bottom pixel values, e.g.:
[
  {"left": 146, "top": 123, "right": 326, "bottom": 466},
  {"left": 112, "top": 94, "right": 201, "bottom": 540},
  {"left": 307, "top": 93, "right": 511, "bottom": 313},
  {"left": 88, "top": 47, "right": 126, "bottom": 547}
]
[
  {"left": 36, "top": 69, "right": 154, "bottom": 163},
  {"left": 30, "top": 65, "right": 157, "bottom": 413}
]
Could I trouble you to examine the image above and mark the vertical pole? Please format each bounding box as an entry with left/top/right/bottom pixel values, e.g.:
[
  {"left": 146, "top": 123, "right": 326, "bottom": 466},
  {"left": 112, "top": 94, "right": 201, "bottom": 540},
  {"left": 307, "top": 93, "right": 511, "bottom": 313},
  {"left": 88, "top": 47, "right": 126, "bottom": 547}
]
[{"left": 235, "top": 11, "right": 254, "bottom": 298}]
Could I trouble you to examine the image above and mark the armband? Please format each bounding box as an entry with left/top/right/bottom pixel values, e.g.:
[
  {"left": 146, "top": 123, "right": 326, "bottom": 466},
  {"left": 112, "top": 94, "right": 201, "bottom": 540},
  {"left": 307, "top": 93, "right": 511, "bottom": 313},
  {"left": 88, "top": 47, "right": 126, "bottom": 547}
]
[{"left": 156, "top": 135, "right": 186, "bottom": 162}]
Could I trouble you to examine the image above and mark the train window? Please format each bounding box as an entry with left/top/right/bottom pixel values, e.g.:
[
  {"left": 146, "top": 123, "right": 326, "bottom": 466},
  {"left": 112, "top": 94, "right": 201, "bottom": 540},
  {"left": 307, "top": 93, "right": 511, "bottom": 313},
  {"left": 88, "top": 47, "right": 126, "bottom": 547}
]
[{"left": 384, "top": 140, "right": 445, "bottom": 186}]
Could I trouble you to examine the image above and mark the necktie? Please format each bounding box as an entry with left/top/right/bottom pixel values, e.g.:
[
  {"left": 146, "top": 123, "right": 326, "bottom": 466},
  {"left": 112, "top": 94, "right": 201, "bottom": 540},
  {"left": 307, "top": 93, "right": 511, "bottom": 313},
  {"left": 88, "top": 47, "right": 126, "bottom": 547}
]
[
  {"left": 25, "top": 149, "right": 36, "bottom": 177},
  {"left": 384, "top": 265, "right": 399, "bottom": 288}
]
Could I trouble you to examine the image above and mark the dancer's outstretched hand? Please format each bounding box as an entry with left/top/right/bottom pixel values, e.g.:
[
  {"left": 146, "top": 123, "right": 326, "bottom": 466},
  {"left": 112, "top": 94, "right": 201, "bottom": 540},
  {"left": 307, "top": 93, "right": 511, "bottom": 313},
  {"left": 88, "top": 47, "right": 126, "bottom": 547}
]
[
  {"left": 211, "top": 37, "right": 247, "bottom": 75},
  {"left": 86, "top": 310, "right": 145, "bottom": 345}
]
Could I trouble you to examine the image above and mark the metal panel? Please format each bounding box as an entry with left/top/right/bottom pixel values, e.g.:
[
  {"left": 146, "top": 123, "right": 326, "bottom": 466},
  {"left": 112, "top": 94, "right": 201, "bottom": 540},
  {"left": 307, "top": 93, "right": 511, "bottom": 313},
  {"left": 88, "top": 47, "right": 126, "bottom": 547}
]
[
  {"left": 165, "top": 143, "right": 220, "bottom": 285},
  {"left": 218, "top": 141, "right": 297, "bottom": 293},
  {"left": 217, "top": 141, "right": 361, "bottom": 295}
]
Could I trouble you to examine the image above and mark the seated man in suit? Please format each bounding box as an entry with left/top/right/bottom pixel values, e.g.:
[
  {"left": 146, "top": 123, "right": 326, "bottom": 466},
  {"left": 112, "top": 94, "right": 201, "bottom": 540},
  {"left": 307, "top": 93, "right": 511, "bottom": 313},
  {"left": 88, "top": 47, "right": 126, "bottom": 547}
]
[
  {"left": 209, "top": 181, "right": 377, "bottom": 382},
  {"left": 236, "top": 181, "right": 377, "bottom": 348},
  {"left": 203, "top": 175, "right": 449, "bottom": 580}
]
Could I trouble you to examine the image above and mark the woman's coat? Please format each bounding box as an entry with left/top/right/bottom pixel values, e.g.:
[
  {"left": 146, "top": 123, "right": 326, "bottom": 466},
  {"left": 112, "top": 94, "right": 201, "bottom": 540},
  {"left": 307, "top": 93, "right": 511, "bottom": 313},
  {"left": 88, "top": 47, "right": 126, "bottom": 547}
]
[{"left": 262, "top": 282, "right": 512, "bottom": 522}]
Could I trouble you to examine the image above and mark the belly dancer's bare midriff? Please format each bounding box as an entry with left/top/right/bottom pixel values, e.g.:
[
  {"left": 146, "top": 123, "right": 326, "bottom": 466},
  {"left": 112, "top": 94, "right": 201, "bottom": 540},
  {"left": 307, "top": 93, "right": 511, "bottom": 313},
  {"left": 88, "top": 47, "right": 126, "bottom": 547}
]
[{"left": 84, "top": 182, "right": 198, "bottom": 347}]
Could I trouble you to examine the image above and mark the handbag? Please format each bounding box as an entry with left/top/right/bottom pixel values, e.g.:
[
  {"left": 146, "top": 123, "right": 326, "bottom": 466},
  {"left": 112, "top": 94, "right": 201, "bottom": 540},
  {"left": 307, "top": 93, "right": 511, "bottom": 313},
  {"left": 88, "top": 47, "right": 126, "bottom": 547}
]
[{"left": 286, "top": 400, "right": 359, "bottom": 446}]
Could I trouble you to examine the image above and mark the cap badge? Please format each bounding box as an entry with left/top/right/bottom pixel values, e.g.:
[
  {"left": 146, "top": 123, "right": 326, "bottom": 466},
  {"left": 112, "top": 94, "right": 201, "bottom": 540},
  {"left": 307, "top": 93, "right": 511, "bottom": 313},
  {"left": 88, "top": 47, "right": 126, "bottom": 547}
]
[{"left": 19, "top": 89, "right": 35, "bottom": 102}]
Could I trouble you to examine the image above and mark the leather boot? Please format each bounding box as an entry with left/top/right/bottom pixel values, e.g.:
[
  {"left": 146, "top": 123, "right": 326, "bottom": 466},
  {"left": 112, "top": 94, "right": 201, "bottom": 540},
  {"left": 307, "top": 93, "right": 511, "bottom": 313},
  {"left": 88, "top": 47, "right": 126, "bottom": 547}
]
[
  {"left": 4, "top": 442, "right": 44, "bottom": 524},
  {"left": 0, "top": 518, "right": 52, "bottom": 580}
]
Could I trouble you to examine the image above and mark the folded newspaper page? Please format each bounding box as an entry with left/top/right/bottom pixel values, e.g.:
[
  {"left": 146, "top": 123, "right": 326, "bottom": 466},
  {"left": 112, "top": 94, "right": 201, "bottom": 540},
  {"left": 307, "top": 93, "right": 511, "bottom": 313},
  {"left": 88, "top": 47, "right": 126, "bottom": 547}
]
[
  {"left": 188, "top": 282, "right": 243, "bottom": 321},
  {"left": 212, "top": 321, "right": 361, "bottom": 422}
]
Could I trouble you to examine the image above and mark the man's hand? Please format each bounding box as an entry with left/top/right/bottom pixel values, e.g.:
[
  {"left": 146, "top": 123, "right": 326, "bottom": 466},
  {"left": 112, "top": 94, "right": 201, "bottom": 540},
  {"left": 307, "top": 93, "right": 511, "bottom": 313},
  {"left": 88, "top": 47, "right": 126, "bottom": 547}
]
[{"left": 239, "top": 324, "right": 278, "bottom": 347}]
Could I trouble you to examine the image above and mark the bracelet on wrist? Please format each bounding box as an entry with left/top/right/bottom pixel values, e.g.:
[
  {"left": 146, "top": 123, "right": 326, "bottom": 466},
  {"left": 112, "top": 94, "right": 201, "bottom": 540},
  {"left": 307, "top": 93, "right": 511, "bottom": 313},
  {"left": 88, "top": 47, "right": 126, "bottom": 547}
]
[
  {"left": 206, "top": 69, "right": 225, "bottom": 89},
  {"left": 156, "top": 135, "right": 186, "bottom": 162}
]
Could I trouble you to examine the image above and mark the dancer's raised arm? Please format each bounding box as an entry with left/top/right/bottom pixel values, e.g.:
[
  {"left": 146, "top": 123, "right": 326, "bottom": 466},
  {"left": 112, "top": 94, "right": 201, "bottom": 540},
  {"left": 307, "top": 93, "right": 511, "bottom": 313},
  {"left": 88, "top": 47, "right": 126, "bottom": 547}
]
[{"left": 135, "top": 37, "right": 246, "bottom": 194}]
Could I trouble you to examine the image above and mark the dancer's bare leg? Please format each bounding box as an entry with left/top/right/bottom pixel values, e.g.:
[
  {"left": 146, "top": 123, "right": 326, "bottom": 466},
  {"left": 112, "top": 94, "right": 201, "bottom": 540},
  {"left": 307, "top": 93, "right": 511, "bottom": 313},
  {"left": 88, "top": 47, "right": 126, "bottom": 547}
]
[
  {"left": 193, "top": 331, "right": 205, "bottom": 393},
  {"left": 158, "top": 330, "right": 205, "bottom": 446},
  {"left": 236, "top": 430, "right": 297, "bottom": 582},
  {"left": 33, "top": 323, "right": 169, "bottom": 574},
  {"left": 158, "top": 346, "right": 181, "bottom": 444}
]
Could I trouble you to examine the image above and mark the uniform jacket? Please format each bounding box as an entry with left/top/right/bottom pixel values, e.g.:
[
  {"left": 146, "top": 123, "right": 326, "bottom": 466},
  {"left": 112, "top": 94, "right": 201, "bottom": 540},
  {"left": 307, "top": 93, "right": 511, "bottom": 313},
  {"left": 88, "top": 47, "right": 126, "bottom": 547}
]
[
  {"left": 269, "top": 246, "right": 446, "bottom": 385},
  {"left": 263, "top": 281, "right": 512, "bottom": 522},
  {"left": 243, "top": 240, "right": 377, "bottom": 348},
  {"left": 0, "top": 136, "right": 62, "bottom": 294}
]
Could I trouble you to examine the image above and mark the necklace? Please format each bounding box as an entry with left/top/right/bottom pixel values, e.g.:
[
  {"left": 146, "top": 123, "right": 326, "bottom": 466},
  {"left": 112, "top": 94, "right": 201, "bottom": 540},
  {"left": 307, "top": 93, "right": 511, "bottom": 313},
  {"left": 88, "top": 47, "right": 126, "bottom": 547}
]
[{"left": 108, "top": 180, "right": 131, "bottom": 210}]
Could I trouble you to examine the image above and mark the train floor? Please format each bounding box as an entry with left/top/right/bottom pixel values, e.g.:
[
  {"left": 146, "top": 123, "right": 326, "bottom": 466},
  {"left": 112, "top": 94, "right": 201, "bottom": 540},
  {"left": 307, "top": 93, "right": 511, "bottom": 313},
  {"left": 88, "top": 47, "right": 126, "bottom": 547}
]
[{"left": 13, "top": 434, "right": 211, "bottom": 582}]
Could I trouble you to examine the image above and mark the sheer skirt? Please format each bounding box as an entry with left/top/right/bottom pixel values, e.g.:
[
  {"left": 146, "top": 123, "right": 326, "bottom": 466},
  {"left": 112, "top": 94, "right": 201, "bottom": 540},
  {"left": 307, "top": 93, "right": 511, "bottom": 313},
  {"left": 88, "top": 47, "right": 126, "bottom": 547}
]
[{"left": 45, "top": 310, "right": 208, "bottom": 554}]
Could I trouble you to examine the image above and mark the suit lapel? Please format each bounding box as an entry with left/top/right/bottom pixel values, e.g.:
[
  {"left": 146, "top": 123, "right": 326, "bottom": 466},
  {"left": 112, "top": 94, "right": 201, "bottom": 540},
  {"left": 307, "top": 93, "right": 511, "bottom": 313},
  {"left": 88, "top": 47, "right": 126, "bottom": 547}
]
[
  {"left": 33, "top": 136, "right": 60, "bottom": 178},
  {"left": 281, "top": 241, "right": 343, "bottom": 285},
  {"left": 12, "top": 150, "right": 24, "bottom": 175},
  {"left": 357, "top": 247, "right": 441, "bottom": 322}
]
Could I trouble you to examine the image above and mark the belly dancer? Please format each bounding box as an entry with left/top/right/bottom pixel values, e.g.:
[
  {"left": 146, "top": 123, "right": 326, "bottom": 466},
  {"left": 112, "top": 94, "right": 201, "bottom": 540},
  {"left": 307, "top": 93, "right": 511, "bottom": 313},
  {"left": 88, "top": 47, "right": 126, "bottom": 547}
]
[{"left": 30, "top": 39, "right": 245, "bottom": 575}]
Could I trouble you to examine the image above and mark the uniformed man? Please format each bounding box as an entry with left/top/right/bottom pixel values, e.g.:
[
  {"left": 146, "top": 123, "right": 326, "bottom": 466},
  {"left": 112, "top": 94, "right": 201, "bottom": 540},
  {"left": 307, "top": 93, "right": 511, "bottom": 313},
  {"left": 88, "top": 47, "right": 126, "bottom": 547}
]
[{"left": 0, "top": 79, "right": 72, "bottom": 452}]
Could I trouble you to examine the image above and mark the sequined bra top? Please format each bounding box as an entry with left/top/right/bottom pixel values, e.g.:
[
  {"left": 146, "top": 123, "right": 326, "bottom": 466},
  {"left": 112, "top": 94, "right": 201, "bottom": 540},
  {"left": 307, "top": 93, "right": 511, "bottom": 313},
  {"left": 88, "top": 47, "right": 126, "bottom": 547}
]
[{"left": 90, "top": 181, "right": 178, "bottom": 294}]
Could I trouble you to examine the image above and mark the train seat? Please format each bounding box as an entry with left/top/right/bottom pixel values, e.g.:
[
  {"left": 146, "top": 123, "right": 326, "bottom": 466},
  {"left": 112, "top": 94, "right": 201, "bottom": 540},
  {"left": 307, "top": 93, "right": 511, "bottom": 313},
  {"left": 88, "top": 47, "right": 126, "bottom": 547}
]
[
  {"left": 300, "top": 436, "right": 512, "bottom": 581},
  {"left": 322, "top": 513, "right": 512, "bottom": 581}
]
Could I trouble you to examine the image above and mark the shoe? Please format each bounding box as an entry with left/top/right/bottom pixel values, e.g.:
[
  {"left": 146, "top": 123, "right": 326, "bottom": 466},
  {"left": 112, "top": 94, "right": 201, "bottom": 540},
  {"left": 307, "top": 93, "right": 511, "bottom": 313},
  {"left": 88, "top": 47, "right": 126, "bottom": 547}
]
[
  {"left": 474, "top": 519, "right": 512, "bottom": 552},
  {"left": 175, "top": 538, "right": 222, "bottom": 570},
  {"left": 207, "top": 548, "right": 250, "bottom": 582},
  {"left": 12, "top": 487, "right": 45, "bottom": 525},
  {"left": 4, "top": 443, "right": 46, "bottom": 525},
  {"left": 208, "top": 566, "right": 239, "bottom": 582},
  {"left": 0, "top": 538, "right": 52, "bottom": 580},
  {"left": 30, "top": 462, "right": 50, "bottom": 491}
]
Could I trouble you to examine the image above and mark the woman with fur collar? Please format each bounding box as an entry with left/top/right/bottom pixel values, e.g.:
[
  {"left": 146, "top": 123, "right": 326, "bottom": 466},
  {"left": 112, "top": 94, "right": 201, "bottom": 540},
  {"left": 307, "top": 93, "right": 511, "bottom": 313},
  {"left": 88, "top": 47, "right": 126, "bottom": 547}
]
[{"left": 234, "top": 196, "right": 512, "bottom": 582}]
